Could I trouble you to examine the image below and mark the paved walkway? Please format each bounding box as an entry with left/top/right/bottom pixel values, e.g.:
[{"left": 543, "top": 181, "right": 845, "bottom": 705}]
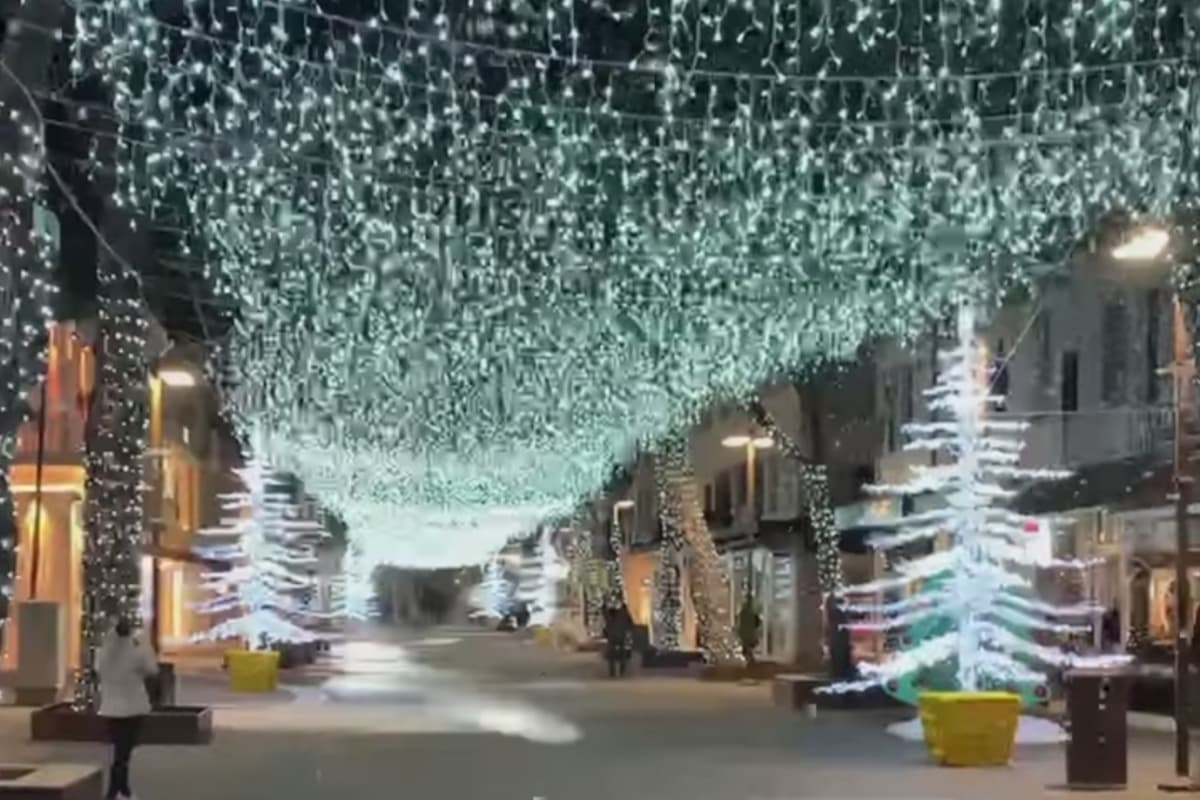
[{"left": 0, "top": 627, "right": 1188, "bottom": 799}]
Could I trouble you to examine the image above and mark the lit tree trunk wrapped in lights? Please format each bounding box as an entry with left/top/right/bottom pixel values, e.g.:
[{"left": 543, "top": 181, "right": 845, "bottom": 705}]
[
  {"left": 651, "top": 452, "right": 684, "bottom": 650},
  {"left": 825, "top": 305, "right": 1128, "bottom": 702},
  {"left": 0, "top": 0, "right": 64, "bottom": 636},
  {"left": 75, "top": 285, "right": 150, "bottom": 710},
  {"left": 748, "top": 398, "right": 848, "bottom": 674},
  {"left": 657, "top": 437, "right": 742, "bottom": 666}
]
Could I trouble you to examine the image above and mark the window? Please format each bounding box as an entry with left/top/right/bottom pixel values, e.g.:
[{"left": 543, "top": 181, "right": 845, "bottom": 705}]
[
  {"left": 1036, "top": 312, "right": 1053, "bottom": 394},
  {"left": 1061, "top": 350, "right": 1079, "bottom": 413},
  {"left": 900, "top": 366, "right": 915, "bottom": 423},
  {"left": 762, "top": 452, "right": 782, "bottom": 516},
  {"left": 1146, "top": 290, "right": 1162, "bottom": 404},
  {"left": 714, "top": 471, "right": 732, "bottom": 517},
  {"left": 1101, "top": 301, "right": 1128, "bottom": 404},
  {"left": 883, "top": 375, "right": 898, "bottom": 452},
  {"left": 992, "top": 339, "right": 1010, "bottom": 411},
  {"left": 733, "top": 464, "right": 748, "bottom": 509}
]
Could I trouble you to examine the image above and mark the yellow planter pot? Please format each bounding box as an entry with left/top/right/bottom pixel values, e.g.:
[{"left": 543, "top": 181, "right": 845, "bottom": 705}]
[
  {"left": 918, "top": 691, "right": 1020, "bottom": 767},
  {"left": 226, "top": 649, "right": 281, "bottom": 693}
]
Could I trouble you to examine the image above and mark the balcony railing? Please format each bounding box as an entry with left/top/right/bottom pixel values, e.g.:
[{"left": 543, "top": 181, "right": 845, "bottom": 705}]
[{"left": 1007, "top": 406, "right": 1174, "bottom": 469}]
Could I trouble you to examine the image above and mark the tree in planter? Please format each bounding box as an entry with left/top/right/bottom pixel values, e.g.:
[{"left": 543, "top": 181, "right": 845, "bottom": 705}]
[
  {"left": 825, "top": 304, "right": 1126, "bottom": 705},
  {"left": 0, "top": 0, "right": 67, "bottom": 646},
  {"left": 76, "top": 290, "right": 151, "bottom": 710},
  {"left": 192, "top": 442, "right": 318, "bottom": 650}
]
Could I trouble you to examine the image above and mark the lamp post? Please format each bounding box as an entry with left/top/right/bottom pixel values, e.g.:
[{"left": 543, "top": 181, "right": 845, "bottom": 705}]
[
  {"left": 721, "top": 433, "right": 774, "bottom": 637},
  {"left": 610, "top": 498, "right": 634, "bottom": 606},
  {"left": 720, "top": 434, "right": 775, "bottom": 517},
  {"left": 1112, "top": 226, "right": 1196, "bottom": 783},
  {"left": 146, "top": 366, "right": 198, "bottom": 653}
]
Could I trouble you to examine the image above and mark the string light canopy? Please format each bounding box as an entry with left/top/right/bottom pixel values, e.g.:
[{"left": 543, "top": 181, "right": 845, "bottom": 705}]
[{"left": 63, "top": 1, "right": 1199, "bottom": 534}]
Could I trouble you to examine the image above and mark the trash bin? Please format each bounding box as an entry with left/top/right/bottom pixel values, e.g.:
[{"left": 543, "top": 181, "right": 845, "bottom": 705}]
[
  {"left": 1066, "top": 668, "right": 1130, "bottom": 789},
  {"left": 143, "top": 662, "right": 176, "bottom": 708}
]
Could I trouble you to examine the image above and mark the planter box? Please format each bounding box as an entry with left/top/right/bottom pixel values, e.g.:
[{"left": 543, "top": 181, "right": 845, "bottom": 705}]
[
  {"left": 700, "top": 661, "right": 783, "bottom": 682},
  {"left": 918, "top": 691, "right": 1020, "bottom": 766},
  {"left": 30, "top": 704, "right": 213, "bottom": 745},
  {"left": 814, "top": 684, "right": 901, "bottom": 710},
  {"left": 641, "top": 649, "right": 705, "bottom": 669},
  {"left": 772, "top": 674, "right": 828, "bottom": 709},
  {"left": 227, "top": 649, "right": 279, "bottom": 692},
  {"left": 0, "top": 763, "right": 102, "bottom": 800}
]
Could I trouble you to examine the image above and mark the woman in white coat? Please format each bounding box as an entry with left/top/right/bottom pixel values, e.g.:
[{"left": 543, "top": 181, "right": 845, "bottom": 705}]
[{"left": 96, "top": 618, "right": 158, "bottom": 800}]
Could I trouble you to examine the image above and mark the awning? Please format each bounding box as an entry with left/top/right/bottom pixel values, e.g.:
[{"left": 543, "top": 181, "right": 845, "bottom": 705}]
[{"left": 1012, "top": 456, "right": 1173, "bottom": 515}]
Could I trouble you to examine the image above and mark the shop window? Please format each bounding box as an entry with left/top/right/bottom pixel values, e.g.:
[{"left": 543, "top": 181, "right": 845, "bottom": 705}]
[
  {"left": 1037, "top": 312, "right": 1053, "bottom": 397},
  {"left": 1060, "top": 350, "right": 1079, "bottom": 413},
  {"left": 1101, "top": 301, "right": 1128, "bottom": 404},
  {"left": 1146, "top": 289, "right": 1162, "bottom": 404}
]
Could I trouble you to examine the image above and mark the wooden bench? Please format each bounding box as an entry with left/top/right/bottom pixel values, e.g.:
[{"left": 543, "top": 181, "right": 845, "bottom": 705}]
[
  {"left": 772, "top": 674, "right": 828, "bottom": 709},
  {"left": 0, "top": 764, "right": 102, "bottom": 800}
]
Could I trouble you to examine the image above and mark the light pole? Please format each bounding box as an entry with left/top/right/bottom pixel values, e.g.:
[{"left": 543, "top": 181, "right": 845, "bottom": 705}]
[
  {"left": 721, "top": 433, "right": 773, "bottom": 633},
  {"left": 720, "top": 434, "right": 775, "bottom": 518},
  {"left": 610, "top": 498, "right": 634, "bottom": 606},
  {"left": 1112, "top": 225, "right": 1196, "bottom": 783},
  {"left": 147, "top": 366, "right": 197, "bottom": 653}
]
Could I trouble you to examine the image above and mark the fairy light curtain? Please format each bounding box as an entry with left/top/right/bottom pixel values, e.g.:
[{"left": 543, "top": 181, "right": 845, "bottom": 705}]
[{"left": 60, "top": 1, "right": 1198, "bottom": 529}]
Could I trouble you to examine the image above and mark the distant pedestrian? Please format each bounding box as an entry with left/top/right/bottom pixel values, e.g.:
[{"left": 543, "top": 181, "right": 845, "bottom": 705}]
[
  {"left": 97, "top": 617, "right": 158, "bottom": 800},
  {"left": 515, "top": 602, "right": 531, "bottom": 629},
  {"left": 603, "top": 603, "right": 633, "bottom": 678},
  {"left": 1101, "top": 606, "right": 1121, "bottom": 652}
]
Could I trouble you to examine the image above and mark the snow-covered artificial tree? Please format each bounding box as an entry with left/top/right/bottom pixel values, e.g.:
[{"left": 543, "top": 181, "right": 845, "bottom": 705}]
[
  {"left": 477, "top": 556, "right": 513, "bottom": 617},
  {"left": 829, "top": 305, "right": 1127, "bottom": 703},
  {"left": 331, "top": 539, "right": 378, "bottom": 623},
  {"left": 192, "top": 451, "right": 319, "bottom": 649},
  {"left": 514, "top": 535, "right": 548, "bottom": 623}
]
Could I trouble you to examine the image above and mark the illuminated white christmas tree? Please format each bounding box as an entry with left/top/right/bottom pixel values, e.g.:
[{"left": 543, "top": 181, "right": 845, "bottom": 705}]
[
  {"left": 331, "top": 540, "right": 378, "bottom": 623},
  {"left": 193, "top": 446, "right": 319, "bottom": 649},
  {"left": 470, "top": 555, "right": 514, "bottom": 619},
  {"left": 830, "top": 305, "right": 1126, "bottom": 699},
  {"left": 514, "top": 536, "right": 548, "bottom": 623}
]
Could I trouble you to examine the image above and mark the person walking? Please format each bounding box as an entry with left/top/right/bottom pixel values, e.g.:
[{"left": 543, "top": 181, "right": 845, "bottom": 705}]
[{"left": 97, "top": 617, "right": 158, "bottom": 800}]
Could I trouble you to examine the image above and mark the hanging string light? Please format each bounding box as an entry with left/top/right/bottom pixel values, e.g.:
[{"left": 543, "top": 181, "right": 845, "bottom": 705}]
[
  {"left": 55, "top": 0, "right": 1199, "bottom": 541},
  {"left": 0, "top": 102, "right": 58, "bottom": 637}
]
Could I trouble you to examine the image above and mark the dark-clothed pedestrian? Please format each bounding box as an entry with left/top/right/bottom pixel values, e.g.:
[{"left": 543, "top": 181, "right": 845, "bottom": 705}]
[
  {"left": 603, "top": 603, "right": 633, "bottom": 678},
  {"left": 97, "top": 617, "right": 158, "bottom": 800}
]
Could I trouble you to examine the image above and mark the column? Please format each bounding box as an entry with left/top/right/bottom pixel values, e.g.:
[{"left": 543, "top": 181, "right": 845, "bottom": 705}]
[{"left": 788, "top": 535, "right": 824, "bottom": 670}]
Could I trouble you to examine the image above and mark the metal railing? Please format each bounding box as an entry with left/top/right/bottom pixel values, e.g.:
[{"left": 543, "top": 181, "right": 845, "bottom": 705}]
[{"left": 1004, "top": 405, "right": 1174, "bottom": 469}]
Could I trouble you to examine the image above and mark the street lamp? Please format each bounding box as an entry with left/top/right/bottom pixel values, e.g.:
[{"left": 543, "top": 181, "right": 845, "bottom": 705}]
[
  {"left": 722, "top": 433, "right": 774, "bottom": 516},
  {"left": 1113, "top": 226, "right": 1171, "bottom": 262},
  {"left": 1113, "top": 224, "right": 1196, "bottom": 784}
]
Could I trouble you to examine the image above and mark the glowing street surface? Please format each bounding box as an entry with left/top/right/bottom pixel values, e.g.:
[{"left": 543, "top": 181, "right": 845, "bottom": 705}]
[
  {"left": 0, "top": 630, "right": 1184, "bottom": 799},
  {"left": 199, "top": 636, "right": 582, "bottom": 744}
]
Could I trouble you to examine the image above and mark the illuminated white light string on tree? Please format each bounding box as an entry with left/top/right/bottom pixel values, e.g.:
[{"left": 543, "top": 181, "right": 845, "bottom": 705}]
[
  {"left": 0, "top": 103, "right": 57, "bottom": 632},
  {"left": 61, "top": 0, "right": 1198, "bottom": 529},
  {"left": 825, "top": 304, "right": 1129, "bottom": 701},
  {"left": 75, "top": 279, "right": 152, "bottom": 710},
  {"left": 192, "top": 441, "right": 320, "bottom": 649}
]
